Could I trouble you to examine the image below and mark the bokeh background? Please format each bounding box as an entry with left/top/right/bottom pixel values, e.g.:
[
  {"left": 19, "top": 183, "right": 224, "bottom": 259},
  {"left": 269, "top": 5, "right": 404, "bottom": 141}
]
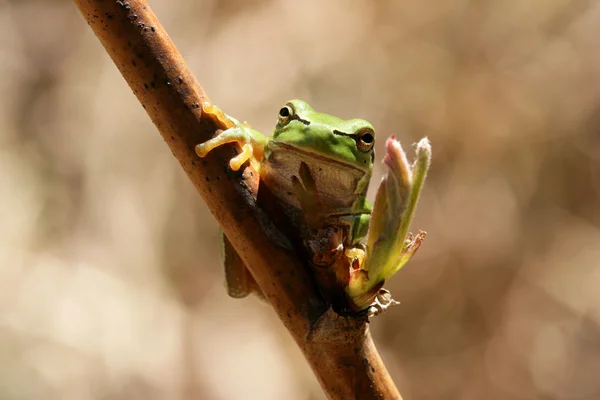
[{"left": 1, "top": 0, "right": 600, "bottom": 399}]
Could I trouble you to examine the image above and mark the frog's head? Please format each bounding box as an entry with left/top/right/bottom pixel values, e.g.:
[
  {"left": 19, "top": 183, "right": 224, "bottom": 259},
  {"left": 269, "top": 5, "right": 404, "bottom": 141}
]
[{"left": 271, "top": 100, "right": 375, "bottom": 172}]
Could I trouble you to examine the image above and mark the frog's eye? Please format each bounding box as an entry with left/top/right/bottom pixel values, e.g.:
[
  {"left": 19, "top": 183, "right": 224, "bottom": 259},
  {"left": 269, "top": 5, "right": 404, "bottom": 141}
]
[
  {"left": 357, "top": 129, "right": 375, "bottom": 152},
  {"left": 278, "top": 105, "right": 294, "bottom": 125}
]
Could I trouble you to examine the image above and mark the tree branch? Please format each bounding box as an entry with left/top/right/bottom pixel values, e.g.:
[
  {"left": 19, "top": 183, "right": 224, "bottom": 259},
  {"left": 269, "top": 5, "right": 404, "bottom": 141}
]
[{"left": 73, "top": 1, "right": 402, "bottom": 398}]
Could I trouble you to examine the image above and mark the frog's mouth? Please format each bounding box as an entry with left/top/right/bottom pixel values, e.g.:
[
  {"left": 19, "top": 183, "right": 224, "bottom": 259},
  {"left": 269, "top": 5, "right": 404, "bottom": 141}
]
[{"left": 268, "top": 142, "right": 366, "bottom": 174}]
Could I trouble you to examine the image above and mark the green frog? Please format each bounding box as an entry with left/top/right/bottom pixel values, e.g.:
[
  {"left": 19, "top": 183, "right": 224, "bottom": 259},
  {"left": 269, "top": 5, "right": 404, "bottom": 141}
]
[{"left": 196, "top": 100, "right": 430, "bottom": 315}]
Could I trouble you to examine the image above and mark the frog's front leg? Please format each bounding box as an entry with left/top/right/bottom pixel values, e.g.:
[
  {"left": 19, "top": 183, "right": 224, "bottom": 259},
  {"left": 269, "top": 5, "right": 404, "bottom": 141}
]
[
  {"left": 196, "top": 109, "right": 269, "bottom": 300},
  {"left": 347, "top": 137, "right": 432, "bottom": 312}
]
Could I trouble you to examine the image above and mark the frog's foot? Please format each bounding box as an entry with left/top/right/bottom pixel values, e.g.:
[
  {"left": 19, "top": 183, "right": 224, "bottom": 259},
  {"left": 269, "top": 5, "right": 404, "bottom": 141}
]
[
  {"left": 195, "top": 127, "right": 255, "bottom": 171},
  {"left": 367, "top": 289, "right": 400, "bottom": 318},
  {"left": 195, "top": 113, "right": 267, "bottom": 172},
  {"left": 346, "top": 137, "right": 431, "bottom": 312}
]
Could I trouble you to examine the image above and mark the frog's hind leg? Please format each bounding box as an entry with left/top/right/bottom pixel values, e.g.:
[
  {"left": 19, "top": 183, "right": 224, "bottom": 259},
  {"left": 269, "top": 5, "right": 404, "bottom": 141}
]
[
  {"left": 222, "top": 233, "right": 265, "bottom": 301},
  {"left": 292, "top": 161, "right": 324, "bottom": 227}
]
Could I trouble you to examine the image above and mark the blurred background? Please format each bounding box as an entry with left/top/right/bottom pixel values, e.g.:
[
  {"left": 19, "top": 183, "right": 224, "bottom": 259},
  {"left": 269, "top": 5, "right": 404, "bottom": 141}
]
[{"left": 1, "top": 0, "right": 600, "bottom": 399}]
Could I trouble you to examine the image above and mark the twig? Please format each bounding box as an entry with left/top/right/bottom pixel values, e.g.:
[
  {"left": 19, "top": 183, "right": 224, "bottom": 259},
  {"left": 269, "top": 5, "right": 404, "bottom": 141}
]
[{"left": 72, "top": 1, "right": 402, "bottom": 398}]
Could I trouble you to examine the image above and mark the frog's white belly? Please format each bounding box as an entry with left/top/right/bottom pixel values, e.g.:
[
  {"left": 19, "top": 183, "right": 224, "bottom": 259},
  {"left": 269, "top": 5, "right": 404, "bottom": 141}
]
[{"left": 261, "top": 142, "right": 366, "bottom": 211}]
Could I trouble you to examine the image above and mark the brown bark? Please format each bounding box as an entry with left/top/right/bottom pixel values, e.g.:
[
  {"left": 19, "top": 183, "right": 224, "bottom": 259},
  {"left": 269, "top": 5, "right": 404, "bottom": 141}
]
[{"left": 72, "top": 1, "right": 402, "bottom": 398}]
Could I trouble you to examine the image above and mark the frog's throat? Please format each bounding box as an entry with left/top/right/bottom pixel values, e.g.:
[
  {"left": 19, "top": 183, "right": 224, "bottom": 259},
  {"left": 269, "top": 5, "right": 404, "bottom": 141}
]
[{"left": 268, "top": 141, "right": 368, "bottom": 174}]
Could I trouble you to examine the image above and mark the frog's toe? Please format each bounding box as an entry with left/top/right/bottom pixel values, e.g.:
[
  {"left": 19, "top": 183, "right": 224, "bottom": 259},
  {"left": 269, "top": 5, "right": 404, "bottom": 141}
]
[
  {"left": 229, "top": 143, "right": 253, "bottom": 171},
  {"left": 195, "top": 142, "right": 212, "bottom": 158}
]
